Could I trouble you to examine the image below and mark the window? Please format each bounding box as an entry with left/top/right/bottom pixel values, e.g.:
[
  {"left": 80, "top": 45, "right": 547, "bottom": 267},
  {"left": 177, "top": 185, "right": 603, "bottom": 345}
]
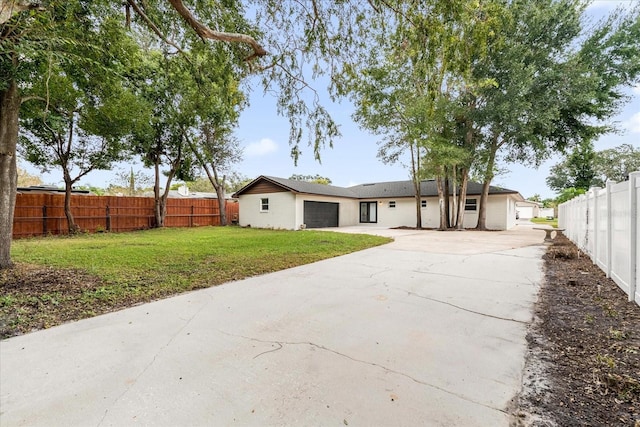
[
  {"left": 388, "top": 201, "right": 396, "bottom": 208},
  {"left": 421, "top": 200, "right": 427, "bottom": 208},
  {"left": 465, "top": 199, "right": 477, "bottom": 211},
  {"left": 260, "top": 198, "right": 269, "bottom": 212}
]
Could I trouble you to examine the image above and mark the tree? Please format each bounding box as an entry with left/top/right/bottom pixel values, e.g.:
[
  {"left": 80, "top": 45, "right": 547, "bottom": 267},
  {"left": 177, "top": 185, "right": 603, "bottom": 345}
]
[
  {"left": 547, "top": 142, "right": 640, "bottom": 192},
  {"left": 1, "top": 1, "right": 136, "bottom": 265},
  {"left": 337, "top": 1, "right": 499, "bottom": 230},
  {"left": 131, "top": 54, "right": 193, "bottom": 227},
  {"left": 2, "top": 0, "right": 377, "bottom": 267},
  {"left": 289, "top": 174, "right": 332, "bottom": 185},
  {"left": 109, "top": 168, "right": 153, "bottom": 196},
  {"left": 19, "top": 48, "right": 141, "bottom": 232},
  {"left": 16, "top": 164, "right": 42, "bottom": 187},
  {"left": 226, "top": 173, "right": 251, "bottom": 193},
  {"left": 470, "top": 1, "right": 640, "bottom": 229},
  {"left": 186, "top": 125, "right": 242, "bottom": 226},
  {"left": 592, "top": 144, "right": 640, "bottom": 185},
  {"left": 555, "top": 187, "right": 586, "bottom": 205}
]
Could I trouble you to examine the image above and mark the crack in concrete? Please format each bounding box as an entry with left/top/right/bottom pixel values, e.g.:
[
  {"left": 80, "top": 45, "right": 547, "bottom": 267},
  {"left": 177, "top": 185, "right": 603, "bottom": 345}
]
[
  {"left": 96, "top": 299, "right": 212, "bottom": 427},
  {"left": 409, "top": 269, "right": 536, "bottom": 287},
  {"left": 216, "top": 329, "right": 509, "bottom": 416},
  {"left": 396, "top": 288, "right": 529, "bottom": 325}
]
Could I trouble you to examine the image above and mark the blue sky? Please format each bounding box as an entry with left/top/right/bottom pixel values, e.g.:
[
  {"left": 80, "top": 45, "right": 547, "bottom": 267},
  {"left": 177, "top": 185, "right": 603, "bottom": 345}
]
[{"left": 21, "top": 0, "right": 640, "bottom": 200}]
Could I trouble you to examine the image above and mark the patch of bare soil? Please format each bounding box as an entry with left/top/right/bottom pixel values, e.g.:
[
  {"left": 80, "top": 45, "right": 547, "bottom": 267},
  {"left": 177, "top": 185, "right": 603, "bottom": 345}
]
[
  {"left": 513, "top": 235, "right": 640, "bottom": 426},
  {"left": 0, "top": 264, "right": 143, "bottom": 339}
]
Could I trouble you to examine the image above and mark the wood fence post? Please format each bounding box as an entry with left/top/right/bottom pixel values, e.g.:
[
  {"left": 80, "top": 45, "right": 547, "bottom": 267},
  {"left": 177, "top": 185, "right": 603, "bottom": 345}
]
[
  {"left": 106, "top": 205, "right": 111, "bottom": 232},
  {"left": 190, "top": 205, "right": 194, "bottom": 227},
  {"left": 42, "top": 205, "right": 47, "bottom": 236},
  {"left": 628, "top": 171, "right": 639, "bottom": 303}
]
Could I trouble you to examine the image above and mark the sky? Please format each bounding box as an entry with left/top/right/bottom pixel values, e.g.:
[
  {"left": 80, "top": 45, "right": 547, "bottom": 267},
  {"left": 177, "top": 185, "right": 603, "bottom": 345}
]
[{"left": 20, "top": 0, "right": 640, "bottom": 200}]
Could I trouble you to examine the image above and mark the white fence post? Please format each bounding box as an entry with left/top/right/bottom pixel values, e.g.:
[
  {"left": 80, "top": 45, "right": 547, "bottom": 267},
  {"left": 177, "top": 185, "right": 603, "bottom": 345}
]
[
  {"left": 629, "top": 172, "right": 639, "bottom": 303},
  {"left": 606, "top": 180, "right": 613, "bottom": 278},
  {"left": 591, "top": 187, "right": 600, "bottom": 265}
]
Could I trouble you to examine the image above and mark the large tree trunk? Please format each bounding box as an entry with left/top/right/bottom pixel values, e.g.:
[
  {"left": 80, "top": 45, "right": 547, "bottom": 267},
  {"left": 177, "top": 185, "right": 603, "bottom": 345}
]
[
  {"left": 0, "top": 80, "right": 20, "bottom": 269},
  {"left": 476, "top": 179, "right": 491, "bottom": 231},
  {"left": 411, "top": 176, "right": 421, "bottom": 229},
  {"left": 210, "top": 167, "right": 227, "bottom": 226},
  {"left": 476, "top": 137, "right": 499, "bottom": 230},
  {"left": 409, "top": 141, "right": 422, "bottom": 229},
  {"left": 214, "top": 184, "right": 226, "bottom": 226},
  {"left": 444, "top": 174, "right": 451, "bottom": 228},
  {"left": 153, "top": 161, "right": 163, "bottom": 227},
  {"left": 436, "top": 175, "right": 447, "bottom": 231},
  {"left": 63, "top": 175, "right": 79, "bottom": 234},
  {"left": 455, "top": 170, "right": 469, "bottom": 230}
]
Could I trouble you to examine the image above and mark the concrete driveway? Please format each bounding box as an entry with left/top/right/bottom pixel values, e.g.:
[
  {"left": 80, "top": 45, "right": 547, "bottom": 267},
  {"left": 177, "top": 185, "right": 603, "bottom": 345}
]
[{"left": 0, "top": 226, "right": 545, "bottom": 426}]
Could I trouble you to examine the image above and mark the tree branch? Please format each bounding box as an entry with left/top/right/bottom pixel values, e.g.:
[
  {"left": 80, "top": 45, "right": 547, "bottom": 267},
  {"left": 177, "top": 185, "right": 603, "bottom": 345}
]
[
  {"left": 20, "top": 95, "right": 46, "bottom": 104},
  {"left": 0, "top": 1, "right": 45, "bottom": 25},
  {"left": 126, "top": 0, "right": 189, "bottom": 58},
  {"left": 166, "top": 0, "right": 267, "bottom": 62}
]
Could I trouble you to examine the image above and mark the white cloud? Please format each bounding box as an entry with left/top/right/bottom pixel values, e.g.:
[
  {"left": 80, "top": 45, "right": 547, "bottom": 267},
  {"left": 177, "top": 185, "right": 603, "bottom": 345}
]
[
  {"left": 245, "top": 138, "right": 278, "bottom": 157},
  {"left": 626, "top": 111, "right": 640, "bottom": 133}
]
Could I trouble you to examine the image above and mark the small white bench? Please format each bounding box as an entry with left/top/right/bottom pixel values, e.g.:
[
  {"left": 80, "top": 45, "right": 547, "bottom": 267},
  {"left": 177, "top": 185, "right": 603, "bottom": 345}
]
[{"left": 533, "top": 227, "right": 565, "bottom": 242}]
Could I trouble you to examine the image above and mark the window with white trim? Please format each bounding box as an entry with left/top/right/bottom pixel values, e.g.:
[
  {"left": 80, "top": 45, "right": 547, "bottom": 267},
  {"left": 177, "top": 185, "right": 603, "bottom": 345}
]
[
  {"left": 260, "top": 198, "right": 269, "bottom": 212},
  {"left": 465, "top": 198, "right": 477, "bottom": 211}
]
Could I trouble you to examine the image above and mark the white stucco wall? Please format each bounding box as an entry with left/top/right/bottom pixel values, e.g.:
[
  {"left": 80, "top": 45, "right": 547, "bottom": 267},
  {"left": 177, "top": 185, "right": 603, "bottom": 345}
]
[
  {"left": 452, "top": 194, "right": 518, "bottom": 230},
  {"left": 481, "top": 194, "right": 519, "bottom": 230},
  {"left": 357, "top": 198, "right": 441, "bottom": 228},
  {"left": 238, "top": 192, "right": 297, "bottom": 229},
  {"left": 239, "top": 191, "right": 519, "bottom": 231}
]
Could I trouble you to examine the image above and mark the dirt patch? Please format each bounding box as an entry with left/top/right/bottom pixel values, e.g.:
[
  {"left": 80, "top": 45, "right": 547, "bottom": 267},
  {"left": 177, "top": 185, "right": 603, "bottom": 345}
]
[
  {"left": 513, "top": 234, "right": 640, "bottom": 426},
  {"left": 0, "top": 264, "right": 151, "bottom": 339}
]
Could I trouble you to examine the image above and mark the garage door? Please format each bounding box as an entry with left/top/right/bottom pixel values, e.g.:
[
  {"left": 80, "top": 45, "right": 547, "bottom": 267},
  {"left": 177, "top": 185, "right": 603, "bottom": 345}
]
[{"left": 303, "top": 201, "right": 339, "bottom": 228}]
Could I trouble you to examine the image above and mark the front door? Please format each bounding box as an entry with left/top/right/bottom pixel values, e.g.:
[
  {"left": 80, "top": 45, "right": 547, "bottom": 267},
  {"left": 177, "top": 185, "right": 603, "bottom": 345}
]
[{"left": 360, "top": 201, "right": 377, "bottom": 223}]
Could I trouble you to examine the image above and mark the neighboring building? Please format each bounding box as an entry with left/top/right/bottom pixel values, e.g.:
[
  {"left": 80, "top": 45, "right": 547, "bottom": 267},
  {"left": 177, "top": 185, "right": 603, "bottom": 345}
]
[
  {"left": 233, "top": 176, "right": 524, "bottom": 230},
  {"left": 17, "top": 186, "right": 93, "bottom": 195},
  {"left": 515, "top": 200, "right": 543, "bottom": 219}
]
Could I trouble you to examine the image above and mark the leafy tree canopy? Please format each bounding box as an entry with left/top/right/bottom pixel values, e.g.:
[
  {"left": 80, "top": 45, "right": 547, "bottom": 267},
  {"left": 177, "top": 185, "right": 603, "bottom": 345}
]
[{"left": 289, "top": 174, "right": 332, "bottom": 185}]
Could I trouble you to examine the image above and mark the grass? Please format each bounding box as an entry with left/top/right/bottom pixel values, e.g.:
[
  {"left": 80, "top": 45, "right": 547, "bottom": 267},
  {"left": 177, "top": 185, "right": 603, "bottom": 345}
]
[
  {"left": 1, "top": 227, "right": 391, "bottom": 337},
  {"left": 530, "top": 216, "right": 559, "bottom": 228}
]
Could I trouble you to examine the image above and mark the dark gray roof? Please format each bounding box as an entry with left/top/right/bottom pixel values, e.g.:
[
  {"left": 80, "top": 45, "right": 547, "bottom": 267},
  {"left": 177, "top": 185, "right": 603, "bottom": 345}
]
[
  {"left": 233, "top": 176, "right": 357, "bottom": 198},
  {"left": 349, "top": 179, "right": 520, "bottom": 198},
  {"left": 234, "top": 176, "right": 521, "bottom": 199},
  {"left": 263, "top": 176, "right": 358, "bottom": 198}
]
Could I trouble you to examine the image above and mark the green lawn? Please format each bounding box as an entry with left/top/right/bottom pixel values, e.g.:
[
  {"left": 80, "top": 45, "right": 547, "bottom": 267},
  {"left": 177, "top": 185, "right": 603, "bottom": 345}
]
[
  {"left": 1, "top": 227, "right": 391, "bottom": 337},
  {"left": 530, "top": 217, "right": 559, "bottom": 228}
]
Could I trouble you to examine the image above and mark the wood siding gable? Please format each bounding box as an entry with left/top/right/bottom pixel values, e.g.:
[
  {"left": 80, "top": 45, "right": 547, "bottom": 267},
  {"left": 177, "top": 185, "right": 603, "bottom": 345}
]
[{"left": 242, "top": 180, "right": 290, "bottom": 195}]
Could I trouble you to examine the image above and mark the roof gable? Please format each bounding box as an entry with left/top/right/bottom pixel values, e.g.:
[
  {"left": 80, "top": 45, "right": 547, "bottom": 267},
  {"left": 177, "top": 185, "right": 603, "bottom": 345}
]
[{"left": 233, "top": 176, "right": 357, "bottom": 198}]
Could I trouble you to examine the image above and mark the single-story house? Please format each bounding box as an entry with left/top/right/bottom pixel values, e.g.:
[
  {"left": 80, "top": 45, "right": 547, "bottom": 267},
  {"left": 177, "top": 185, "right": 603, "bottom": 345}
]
[
  {"left": 515, "top": 200, "right": 542, "bottom": 219},
  {"left": 233, "top": 176, "right": 524, "bottom": 230}
]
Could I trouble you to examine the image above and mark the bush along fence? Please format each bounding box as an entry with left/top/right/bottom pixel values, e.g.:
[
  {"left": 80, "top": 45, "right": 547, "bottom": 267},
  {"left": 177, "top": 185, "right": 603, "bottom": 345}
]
[
  {"left": 13, "top": 193, "right": 239, "bottom": 239},
  {"left": 558, "top": 171, "right": 640, "bottom": 307}
]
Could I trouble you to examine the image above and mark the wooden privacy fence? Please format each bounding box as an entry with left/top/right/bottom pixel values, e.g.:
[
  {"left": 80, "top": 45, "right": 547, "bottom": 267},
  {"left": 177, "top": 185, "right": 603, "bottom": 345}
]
[
  {"left": 13, "top": 193, "right": 239, "bottom": 239},
  {"left": 558, "top": 171, "right": 640, "bottom": 307}
]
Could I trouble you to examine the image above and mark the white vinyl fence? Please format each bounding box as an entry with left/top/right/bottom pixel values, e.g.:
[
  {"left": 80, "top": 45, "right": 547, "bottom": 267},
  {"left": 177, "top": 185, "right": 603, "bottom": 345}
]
[{"left": 558, "top": 171, "right": 640, "bottom": 307}]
